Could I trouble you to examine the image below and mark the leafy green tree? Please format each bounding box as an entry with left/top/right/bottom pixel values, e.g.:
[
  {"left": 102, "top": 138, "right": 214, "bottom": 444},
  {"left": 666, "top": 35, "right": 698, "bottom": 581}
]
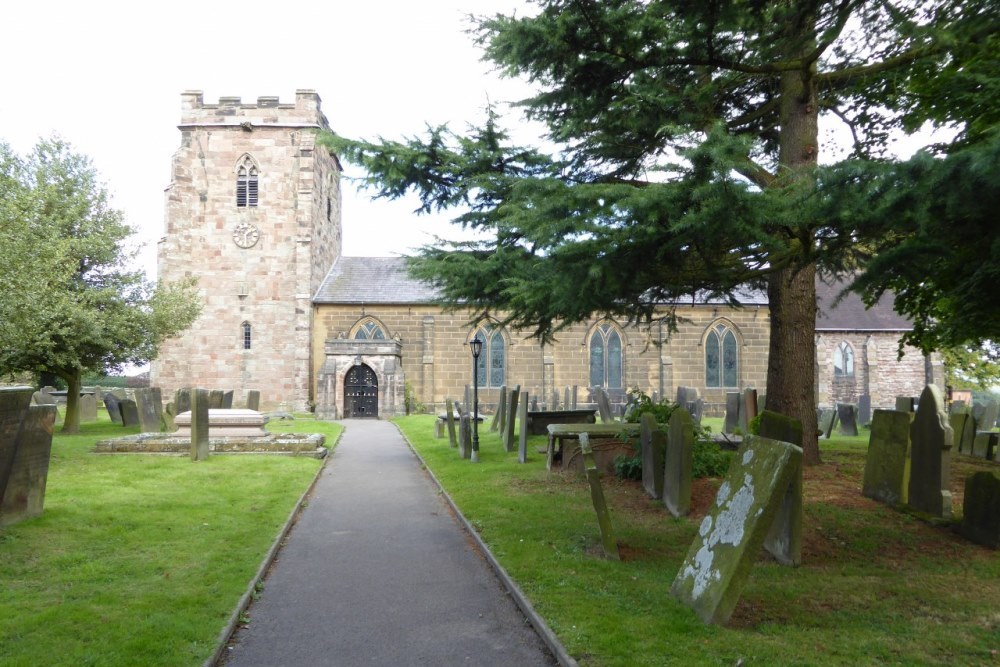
[
  {"left": 0, "top": 139, "right": 200, "bottom": 433},
  {"left": 325, "top": 0, "right": 994, "bottom": 464}
]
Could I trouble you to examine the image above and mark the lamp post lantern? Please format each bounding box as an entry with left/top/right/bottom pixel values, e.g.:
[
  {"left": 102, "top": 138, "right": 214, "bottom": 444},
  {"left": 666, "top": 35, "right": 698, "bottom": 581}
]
[{"left": 469, "top": 337, "right": 483, "bottom": 462}]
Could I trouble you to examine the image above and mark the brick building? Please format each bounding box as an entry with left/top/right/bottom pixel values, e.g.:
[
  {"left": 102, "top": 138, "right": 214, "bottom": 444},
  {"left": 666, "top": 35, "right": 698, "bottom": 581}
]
[{"left": 151, "top": 91, "right": 941, "bottom": 417}]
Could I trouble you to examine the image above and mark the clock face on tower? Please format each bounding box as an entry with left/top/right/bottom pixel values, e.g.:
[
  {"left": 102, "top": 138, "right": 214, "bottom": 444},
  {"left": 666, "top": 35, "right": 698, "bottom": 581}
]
[{"left": 232, "top": 222, "right": 260, "bottom": 248}]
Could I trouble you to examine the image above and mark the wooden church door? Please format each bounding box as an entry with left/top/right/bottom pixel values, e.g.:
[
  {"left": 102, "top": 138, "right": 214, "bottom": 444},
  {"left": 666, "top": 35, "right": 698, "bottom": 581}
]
[{"left": 344, "top": 364, "right": 378, "bottom": 418}]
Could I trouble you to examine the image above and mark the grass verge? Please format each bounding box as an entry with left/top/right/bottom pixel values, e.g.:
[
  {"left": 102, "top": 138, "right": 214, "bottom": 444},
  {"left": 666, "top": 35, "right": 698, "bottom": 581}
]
[
  {"left": 0, "top": 414, "right": 339, "bottom": 667},
  {"left": 396, "top": 414, "right": 1000, "bottom": 667}
]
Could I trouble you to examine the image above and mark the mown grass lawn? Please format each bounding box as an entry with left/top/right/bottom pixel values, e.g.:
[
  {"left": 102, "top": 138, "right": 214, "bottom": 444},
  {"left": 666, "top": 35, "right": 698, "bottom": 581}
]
[
  {"left": 396, "top": 414, "right": 1000, "bottom": 667},
  {"left": 0, "top": 413, "right": 338, "bottom": 667}
]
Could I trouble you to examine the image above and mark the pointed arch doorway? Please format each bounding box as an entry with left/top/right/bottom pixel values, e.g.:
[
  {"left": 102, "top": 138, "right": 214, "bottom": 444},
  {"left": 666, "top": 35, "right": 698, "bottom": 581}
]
[{"left": 344, "top": 363, "right": 379, "bottom": 418}]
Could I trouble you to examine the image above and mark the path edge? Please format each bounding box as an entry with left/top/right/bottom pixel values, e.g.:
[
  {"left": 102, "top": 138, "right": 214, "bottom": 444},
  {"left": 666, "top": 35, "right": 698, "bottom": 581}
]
[
  {"left": 395, "top": 423, "right": 579, "bottom": 667},
  {"left": 205, "top": 427, "right": 345, "bottom": 667}
]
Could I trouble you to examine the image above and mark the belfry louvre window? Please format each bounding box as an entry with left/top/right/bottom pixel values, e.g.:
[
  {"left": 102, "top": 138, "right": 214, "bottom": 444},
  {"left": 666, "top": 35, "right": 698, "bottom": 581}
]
[{"left": 236, "top": 158, "right": 259, "bottom": 207}]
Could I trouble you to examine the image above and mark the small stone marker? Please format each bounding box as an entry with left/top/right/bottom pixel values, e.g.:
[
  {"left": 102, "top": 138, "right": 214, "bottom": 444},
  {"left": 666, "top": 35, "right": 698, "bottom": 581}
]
[
  {"left": 191, "top": 389, "right": 210, "bottom": 461},
  {"left": 862, "top": 410, "right": 912, "bottom": 506},
  {"left": 103, "top": 392, "right": 124, "bottom": 425},
  {"left": 246, "top": 390, "right": 261, "bottom": 411},
  {"left": 671, "top": 437, "right": 803, "bottom": 624},
  {"left": 907, "top": 385, "right": 953, "bottom": 519},
  {"left": 0, "top": 404, "right": 57, "bottom": 526},
  {"left": 818, "top": 407, "right": 838, "bottom": 439},
  {"left": 639, "top": 413, "right": 666, "bottom": 500},
  {"left": 837, "top": 403, "right": 859, "bottom": 436},
  {"left": 949, "top": 411, "right": 975, "bottom": 454},
  {"left": 755, "top": 412, "right": 803, "bottom": 566},
  {"left": 222, "top": 390, "right": 234, "bottom": 409},
  {"left": 79, "top": 393, "right": 98, "bottom": 422},
  {"left": 493, "top": 385, "right": 507, "bottom": 433},
  {"left": 0, "top": 387, "right": 34, "bottom": 505},
  {"left": 858, "top": 394, "right": 872, "bottom": 426},
  {"left": 663, "top": 408, "right": 694, "bottom": 518},
  {"left": 445, "top": 399, "right": 458, "bottom": 448},
  {"left": 134, "top": 389, "right": 161, "bottom": 433},
  {"left": 458, "top": 414, "right": 470, "bottom": 459},
  {"left": 595, "top": 387, "right": 613, "bottom": 423},
  {"left": 518, "top": 392, "right": 529, "bottom": 463},
  {"left": 503, "top": 385, "right": 521, "bottom": 453},
  {"left": 959, "top": 471, "right": 1000, "bottom": 549},
  {"left": 724, "top": 392, "right": 740, "bottom": 433},
  {"left": 895, "top": 396, "right": 916, "bottom": 413},
  {"left": 579, "top": 433, "right": 620, "bottom": 560},
  {"left": 209, "top": 390, "right": 225, "bottom": 409},
  {"left": 119, "top": 399, "right": 140, "bottom": 427},
  {"left": 972, "top": 431, "right": 998, "bottom": 461},
  {"left": 740, "top": 388, "right": 758, "bottom": 432}
]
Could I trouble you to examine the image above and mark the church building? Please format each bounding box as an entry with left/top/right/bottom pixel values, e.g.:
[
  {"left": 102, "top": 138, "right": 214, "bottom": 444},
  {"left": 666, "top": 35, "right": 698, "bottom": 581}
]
[{"left": 151, "top": 91, "right": 941, "bottom": 418}]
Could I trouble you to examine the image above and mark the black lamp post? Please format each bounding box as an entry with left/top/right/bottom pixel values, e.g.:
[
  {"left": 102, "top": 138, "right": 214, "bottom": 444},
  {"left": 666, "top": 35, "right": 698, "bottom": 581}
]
[{"left": 469, "top": 337, "right": 483, "bottom": 462}]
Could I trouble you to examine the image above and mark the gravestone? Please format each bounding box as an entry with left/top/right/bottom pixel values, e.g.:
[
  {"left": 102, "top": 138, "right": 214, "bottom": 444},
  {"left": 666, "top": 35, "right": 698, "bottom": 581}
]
[
  {"left": 858, "top": 394, "right": 872, "bottom": 426},
  {"left": 458, "top": 414, "right": 470, "bottom": 459},
  {"left": 837, "top": 403, "right": 859, "bottom": 436},
  {"left": 907, "top": 385, "right": 953, "bottom": 519},
  {"left": 493, "top": 385, "right": 507, "bottom": 433},
  {"left": 550, "top": 389, "right": 559, "bottom": 411},
  {"left": 119, "top": 399, "right": 140, "bottom": 427},
  {"left": 503, "top": 386, "right": 521, "bottom": 453},
  {"left": 445, "top": 399, "right": 458, "bottom": 448},
  {"left": 564, "top": 386, "right": 571, "bottom": 412},
  {"left": 757, "top": 393, "right": 766, "bottom": 415},
  {"left": 675, "top": 386, "right": 696, "bottom": 407},
  {"left": 175, "top": 388, "right": 192, "bottom": 415},
  {"left": 973, "top": 399, "right": 999, "bottom": 435},
  {"left": 972, "top": 431, "right": 998, "bottom": 461},
  {"left": 518, "top": 392, "right": 529, "bottom": 464},
  {"left": 79, "top": 393, "right": 98, "bottom": 422},
  {"left": 530, "top": 395, "right": 539, "bottom": 412},
  {"left": 862, "top": 410, "right": 912, "bottom": 506},
  {"left": 572, "top": 385, "right": 579, "bottom": 410},
  {"left": 246, "top": 390, "right": 260, "bottom": 411},
  {"left": 895, "top": 396, "right": 916, "bottom": 413},
  {"left": 222, "top": 390, "right": 234, "bottom": 409},
  {"left": 209, "top": 390, "right": 225, "bottom": 409},
  {"left": 0, "top": 404, "right": 57, "bottom": 526},
  {"left": 758, "top": 411, "right": 803, "bottom": 447},
  {"left": 687, "top": 398, "right": 705, "bottom": 427},
  {"left": 755, "top": 412, "right": 804, "bottom": 566},
  {"left": 32, "top": 391, "right": 57, "bottom": 407},
  {"left": 103, "top": 392, "right": 124, "bottom": 425},
  {"left": 639, "top": 413, "right": 666, "bottom": 500},
  {"left": 663, "top": 408, "right": 694, "bottom": 518},
  {"left": 724, "top": 392, "right": 740, "bottom": 433},
  {"left": 671, "top": 437, "right": 803, "bottom": 624},
  {"left": 949, "top": 412, "right": 975, "bottom": 455},
  {"left": 948, "top": 400, "right": 967, "bottom": 416},
  {"left": 191, "top": 388, "right": 210, "bottom": 461},
  {"left": 579, "top": 433, "right": 620, "bottom": 560},
  {"left": 740, "top": 388, "right": 758, "bottom": 432},
  {"left": 134, "top": 389, "right": 161, "bottom": 433},
  {"left": 959, "top": 471, "right": 1000, "bottom": 549},
  {"left": 818, "top": 408, "right": 837, "bottom": 439},
  {"left": 0, "top": 388, "right": 34, "bottom": 506},
  {"left": 163, "top": 402, "right": 178, "bottom": 432},
  {"left": 595, "top": 387, "right": 613, "bottom": 423}
]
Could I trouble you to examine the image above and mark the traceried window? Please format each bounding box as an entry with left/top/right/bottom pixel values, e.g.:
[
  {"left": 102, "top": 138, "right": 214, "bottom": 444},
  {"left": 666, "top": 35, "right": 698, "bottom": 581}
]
[
  {"left": 705, "top": 322, "right": 739, "bottom": 388},
  {"left": 589, "top": 322, "right": 624, "bottom": 389},
  {"left": 353, "top": 319, "right": 387, "bottom": 340},
  {"left": 241, "top": 322, "right": 252, "bottom": 350},
  {"left": 472, "top": 324, "right": 505, "bottom": 388},
  {"left": 236, "top": 156, "right": 259, "bottom": 207},
  {"left": 834, "top": 341, "right": 855, "bottom": 377}
]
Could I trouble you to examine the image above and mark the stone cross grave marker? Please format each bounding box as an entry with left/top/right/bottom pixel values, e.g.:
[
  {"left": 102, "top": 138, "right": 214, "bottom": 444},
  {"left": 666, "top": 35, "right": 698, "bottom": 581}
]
[
  {"left": 663, "top": 407, "right": 694, "bottom": 518},
  {"left": 503, "top": 386, "right": 521, "bottom": 453},
  {"left": 837, "top": 403, "right": 859, "bottom": 436},
  {"left": 103, "top": 392, "right": 124, "bottom": 425},
  {"left": 958, "top": 471, "right": 1000, "bottom": 549},
  {"left": 639, "top": 413, "right": 666, "bottom": 500},
  {"left": 119, "top": 399, "right": 140, "bottom": 427},
  {"left": 755, "top": 412, "right": 804, "bottom": 566},
  {"left": 79, "top": 393, "right": 97, "bottom": 422},
  {"left": 493, "top": 385, "right": 507, "bottom": 433},
  {"left": 246, "top": 390, "right": 261, "bottom": 411},
  {"left": 671, "top": 436, "right": 803, "bottom": 624},
  {"left": 191, "top": 388, "right": 210, "bottom": 461},
  {"left": 445, "top": 399, "right": 458, "bottom": 448},
  {"left": 862, "top": 409, "right": 912, "bottom": 506},
  {"left": 908, "top": 385, "right": 953, "bottom": 519},
  {"left": 0, "top": 404, "right": 57, "bottom": 527},
  {"left": 0, "top": 387, "right": 34, "bottom": 507},
  {"left": 518, "top": 392, "right": 529, "bottom": 463},
  {"left": 724, "top": 392, "right": 740, "bottom": 434},
  {"left": 740, "top": 388, "right": 758, "bottom": 432},
  {"left": 579, "top": 433, "right": 620, "bottom": 560}
]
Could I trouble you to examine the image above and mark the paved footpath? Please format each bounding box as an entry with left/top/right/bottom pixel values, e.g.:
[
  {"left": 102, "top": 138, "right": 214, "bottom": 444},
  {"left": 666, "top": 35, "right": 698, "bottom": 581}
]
[{"left": 220, "top": 419, "right": 557, "bottom": 667}]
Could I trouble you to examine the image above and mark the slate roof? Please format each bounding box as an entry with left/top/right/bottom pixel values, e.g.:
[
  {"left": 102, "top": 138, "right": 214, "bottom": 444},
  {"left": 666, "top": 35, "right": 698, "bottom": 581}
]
[
  {"left": 313, "top": 256, "right": 440, "bottom": 304},
  {"left": 815, "top": 276, "right": 912, "bottom": 331}
]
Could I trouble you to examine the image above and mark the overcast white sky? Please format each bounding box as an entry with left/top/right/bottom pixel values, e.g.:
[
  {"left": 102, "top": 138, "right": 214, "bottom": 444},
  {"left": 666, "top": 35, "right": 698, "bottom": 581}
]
[{"left": 1, "top": 0, "right": 538, "bottom": 277}]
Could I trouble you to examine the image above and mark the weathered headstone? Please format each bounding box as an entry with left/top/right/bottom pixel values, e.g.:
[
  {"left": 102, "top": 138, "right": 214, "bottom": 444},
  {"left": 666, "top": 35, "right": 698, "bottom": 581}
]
[
  {"left": 175, "top": 388, "right": 192, "bottom": 415},
  {"left": 895, "top": 396, "right": 916, "bottom": 413},
  {"left": 949, "top": 411, "right": 976, "bottom": 454},
  {"left": 550, "top": 389, "right": 559, "bottom": 411},
  {"left": 687, "top": 398, "right": 705, "bottom": 427},
  {"left": 118, "top": 399, "right": 140, "bottom": 427},
  {"left": 675, "top": 386, "right": 696, "bottom": 407},
  {"left": 0, "top": 404, "right": 57, "bottom": 526},
  {"left": 163, "top": 402, "right": 178, "bottom": 432},
  {"left": 740, "top": 388, "right": 758, "bottom": 432},
  {"left": 862, "top": 410, "right": 912, "bottom": 506},
  {"left": 579, "top": 433, "right": 620, "bottom": 560},
  {"left": 907, "top": 385, "right": 953, "bottom": 519},
  {"left": 973, "top": 399, "right": 999, "bottom": 435},
  {"left": 837, "top": 403, "right": 859, "bottom": 436},
  {"left": 246, "top": 390, "right": 261, "bottom": 411},
  {"left": 134, "top": 389, "right": 161, "bottom": 433},
  {"left": 671, "top": 437, "right": 803, "bottom": 624},
  {"left": 595, "top": 387, "right": 613, "bottom": 423},
  {"left": 79, "top": 393, "right": 97, "bottom": 422},
  {"left": 818, "top": 407, "right": 838, "bottom": 439},
  {"left": 530, "top": 395, "right": 539, "bottom": 412},
  {"left": 972, "top": 431, "right": 999, "bottom": 461},
  {"left": 639, "top": 413, "right": 666, "bottom": 500},
  {"left": 103, "top": 392, "right": 124, "bottom": 425},
  {"left": 857, "top": 394, "right": 872, "bottom": 426},
  {"left": 503, "top": 385, "right": 521, "bottom": 453},
  {"left": 221, "top": 390, "right": 234, "bottom": 409},
  {"left": 518, "top": 392, "right": 529, "bottom": 464},
  {"left": 445, "top": 399, "right": 458, "bottom": 448},
  {"left": 458, "top": 414, "right": 470, "bottom": 459},
  {"left": 755, "top": 412, "right": 803, "bottom": 566},
  {"left": 564, "top": 386, "right": 571, "bottom": 412},
  {"left": 0, "top": 387, "right": 34, "bottom": 506},
  {"left": 948, "top": 399, "right": 967, "bottom": 416},
  {"left": 572, "top": 385, "right": 579, "bottom": 410},
  {"left": 493, "top": 385, "right": 507, "bottom": 433},
  {"left": 724, "top": 392, "right": 740, "bottom": 433},
  {"left": 209, "top": 390, "right": 225, "bottom": 409},
  {"left": 958, "top": 471, "right": 1000, "bottom": 549},
  {"left": 191, "top": 388, "right": 210, "bottom": 461},
  {"left": 32, "top": 391, "right": 57, "bottom": 407},
  {"left": 663, "top": 408, "right": 694, "bottom": 518}
]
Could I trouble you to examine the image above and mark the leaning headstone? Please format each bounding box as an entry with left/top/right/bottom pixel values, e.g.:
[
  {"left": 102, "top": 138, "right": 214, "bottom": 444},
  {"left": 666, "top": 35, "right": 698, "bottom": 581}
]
[
  {"left": 837, "top": 403, "right": 859, "bottom": 436},
  {"left": 191, "top": 388, "right": 210, "bottom": 461},
  {"left": 246, "top": 390, "right": 261, "bottom": 411},
  {"left": 595, "top": 387, "right": 613, "bottom": 424},
  {"left": 639, "top": 413, "right": 666, "bottom": 500},
  {"left": 724, "top": 392, "right": 740, "bottom": 433},
  {"left": 134, "top": 389, "right": 161, "bottom": 433},
  {"left": 445, "top": 399, "right": 458, "bottom": 448},
  {"left": 579, "top": 433, "right": 619, "bottom": 560},
  {"left": 458, "top": 414, "right": 470, "bottom": 459},
  {"left": 895, "top": 396, "right": 916, "bottom": 413},
  {"left": 907, "top": 385, "right": 953, "bottom": 519},
  {"left": 79, "top": 393, "right": 98, "bottom": 422},
  {"left": 862, "top": 410, "right": 912, "bottom": 506},
  {"left": 818, "top": 408, "right": 837, "bottom": 439},
  {"left": 0, "top": 404, "right": 57, "bottom": 526},
  {"left": 959, "top": 471, "right": 1000, "bottom": 549},
  {"left": 175, "top": 388, "right": 192, "bottom": 415},
  {"left": 949, "top": 411, "right": 976, "bottom": 455},
  {"left": 0, "top": 388, "right": 34, "bottom": 505},
  {"left": 118, "top": 399, "right": 140, "bottom": 427},
  {"left": 858, "top": 395, "right": 872, "bottom": 426},
  {"left": 209, "top": 390, "right": 225, "bottom": 409},
  {"left": 663, "top": 408, "right": 694, "bottom": 518},
  {"left": 755, "top": 412, "right": 803, "bottom": 566},
  {"left": 972, "top": 431, "right": 999, "bottom": 461},
  {"left": 221, "top": 390, "right": 234, "bottom": 409},
  {"left": 503, "top": 386, "right": 521, "bottom": 453},
  {"left": 671, "top": 437, "right": 803, "bottom": 624},
  {"left": 740, "top": 388, "right": 758, "bottom": 432},
  {"left": 103, "top": 392, "right": 124, "bottom": 425},
  {"left": 493, "top": 385, "right": 507, "bottom": 433},
  {"left": 518, "top": 392, "right": 529, "bottom": 464}
]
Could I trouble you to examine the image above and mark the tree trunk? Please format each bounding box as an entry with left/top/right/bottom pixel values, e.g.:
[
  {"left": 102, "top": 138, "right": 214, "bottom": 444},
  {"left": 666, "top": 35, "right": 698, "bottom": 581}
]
[{"left": 60, "top": 370, "right": 82, "bottom": 435}]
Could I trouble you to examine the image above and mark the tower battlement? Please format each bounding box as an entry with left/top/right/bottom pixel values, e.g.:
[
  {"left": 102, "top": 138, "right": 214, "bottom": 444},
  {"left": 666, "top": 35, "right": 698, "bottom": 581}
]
[{"left": 180, "top": 90, "right": 329, "bottom": 130}]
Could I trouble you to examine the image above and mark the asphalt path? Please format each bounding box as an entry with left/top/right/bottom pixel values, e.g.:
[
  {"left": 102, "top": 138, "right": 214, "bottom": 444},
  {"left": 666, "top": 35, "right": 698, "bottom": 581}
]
[{"left": 220, "top": 419, "right": 557, "bottom": 666}]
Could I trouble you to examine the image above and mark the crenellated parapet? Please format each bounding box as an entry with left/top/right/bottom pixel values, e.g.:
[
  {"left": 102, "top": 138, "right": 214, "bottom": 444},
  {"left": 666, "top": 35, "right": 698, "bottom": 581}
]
[{"left": 179, "top": 89, "right": 329, "bottom": 130}]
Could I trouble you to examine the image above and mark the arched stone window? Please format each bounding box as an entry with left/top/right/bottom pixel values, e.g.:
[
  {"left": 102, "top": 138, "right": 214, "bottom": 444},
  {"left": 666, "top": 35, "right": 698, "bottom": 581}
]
[
  {"left": 236, "top": 155, "right": 259, "bottom": 208},
  {"left": 471, "top": 323, "right": 505, "bottom": 388},
  {"left": 705, "top": 321, "right": 739, "bottom": 388},
  {"left": 241, "top": 321, "right": 252, "bottom": 350},
  {"left": 351, "top": 318, "right": 388, "bottom": 340},
  {"left": 834, "top": 341, "right": 855, "bottom": 377},
  {"left": 589, "top": 321, "right": 624, "bottom": 389}
]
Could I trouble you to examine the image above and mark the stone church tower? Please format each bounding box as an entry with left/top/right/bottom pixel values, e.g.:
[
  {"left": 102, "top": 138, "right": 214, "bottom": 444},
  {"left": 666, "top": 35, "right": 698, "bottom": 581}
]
[{"left": 151, "top": 91, "right": 341, "bottom": 410}]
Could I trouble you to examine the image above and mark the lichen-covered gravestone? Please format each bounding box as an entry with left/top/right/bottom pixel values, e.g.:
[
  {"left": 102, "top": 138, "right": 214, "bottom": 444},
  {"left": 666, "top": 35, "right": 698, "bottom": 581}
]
[
  {"left": 755, "top": 412, "right": 803, "bottom": 566},
  {"left": 79, "top": 393, "right": 98, "bottom": 422},
  {"left": 959, "top": 471, "right": 1000, "bottom": 549},
  {"left": 663, "top": 408, "right": 694, "bottom": 518},
  {"left": 671, "top": 437, "right": 802, "bottom": 624},
  {"left": 0, "top": 404, "right": 57, "bottom": 526},
  {"left": 862, "top": 410, "right": 912, "bottom": 506},
  {"left": 907, "top": 385, "right": 953, "bottom": 519},
  {"left": 579, "top": 433, "right": 620, "bottom": 560},
  {"left": 639, "top": 413, "right": 666, "bottom": 500}
]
